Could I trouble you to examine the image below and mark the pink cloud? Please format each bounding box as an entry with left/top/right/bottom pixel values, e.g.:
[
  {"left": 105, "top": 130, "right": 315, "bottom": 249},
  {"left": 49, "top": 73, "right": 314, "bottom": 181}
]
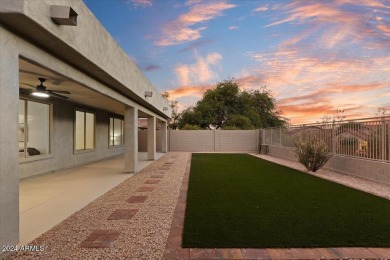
[
  {"left": 127, "top": 0, "right": 152, "bottom": 7},
  {"left": 164, "top": 1, "right": 390, "bottom": 124},
  {"left": 240, "top": 44, "right": 390, "bottom": 124},
  {"left": 377, "top": 24, "right": 390, "bottom": 35},
  {"left": 156, "top": 1, "right": 236, "bottom": 46},
  {"left": 178, "top": 39, "right": 214, "bottom": 53},
  {"left": 175, "top": 52, "right": 222, "bottom": 85},
  {"left": 334, "top": 0, "right": 389, "bottom": 9},
  {"left": 253, "top": 6, "right": 268, "bottom": 12},
  {"left": 266, "top": 0, "right": 389, "bottom": 50},
  {"left": 167, "top": 85, "right": 212, "bottom": 99}
]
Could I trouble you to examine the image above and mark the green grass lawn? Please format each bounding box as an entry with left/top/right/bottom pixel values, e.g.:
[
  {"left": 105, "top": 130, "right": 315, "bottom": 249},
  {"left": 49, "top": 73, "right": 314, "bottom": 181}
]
[{"left": 182, "top": 153, "right": 390, "bottom": 248}]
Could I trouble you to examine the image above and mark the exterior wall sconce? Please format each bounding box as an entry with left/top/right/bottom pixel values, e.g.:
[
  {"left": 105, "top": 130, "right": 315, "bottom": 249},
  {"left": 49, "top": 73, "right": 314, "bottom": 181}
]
[
  {"left": 144, "top": 91, "right": 153, "bottom": 98},
  {"left": 163, "top": 107, "right": 168, "bottom": 111},
  {"left": 51, "top": 5, "right": 78, "bottom": 26}
]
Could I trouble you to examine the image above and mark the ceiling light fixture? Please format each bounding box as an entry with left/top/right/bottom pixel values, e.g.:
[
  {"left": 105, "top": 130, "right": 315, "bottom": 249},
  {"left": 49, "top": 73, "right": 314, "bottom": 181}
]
[
  {"left": 31, "top": 78, "right": 50, "bottom": 98},
  {"left": 32, "top": 92, "right": 50, "bottom": 98},
  {"left": 145, "top": 91, "right": 153, "bottom": 98}
]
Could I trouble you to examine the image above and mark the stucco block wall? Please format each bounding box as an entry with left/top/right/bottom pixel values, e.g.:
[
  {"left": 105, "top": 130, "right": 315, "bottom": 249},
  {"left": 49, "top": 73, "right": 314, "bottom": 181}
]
[
  {"left": 169, "top": 130, "right": 259, "bottom": 152},
  {"left": 267, "top": 145, "right": 390, "bottom": 184},
  {"left": 326, "top": 156, "right": 390, "bottom": 184},
  {"left": 19, "top": 98, "right": 124, "bottom": 179},
  {"left": 138, "top": 129, "right": 162, "bottom": 152},
  {"left": 169, "top": 130, "right": 214, "bottom": 152},
  {"left": 268, "top": 146, "right": 297, "bottom": 161},
  {"left": 217, "top": 130, "right": 259, "bottom": 152}
]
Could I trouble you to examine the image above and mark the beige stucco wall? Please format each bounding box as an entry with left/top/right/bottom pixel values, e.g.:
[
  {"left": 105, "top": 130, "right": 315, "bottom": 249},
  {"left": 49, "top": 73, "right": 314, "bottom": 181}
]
[
  {"left": 138, "top": 129, "right": 162, "bottom": 152},
  {"left": 0, "top": 0, "right": 170, "bottom": 248},
  {"left": 0, "top": 0, "right": 172, "bottom": 118},
  {"left": 18, "top": 97, "right": 124, "bottom": 179},
  {"left": 169, "top": 130, "right": 259, "bottom": 152},
  {"left": 267, "top": 145, "right": 390, "bottom": 184},
  {"left": 0, "top": 25, "right": 20, "bottom": 248}
]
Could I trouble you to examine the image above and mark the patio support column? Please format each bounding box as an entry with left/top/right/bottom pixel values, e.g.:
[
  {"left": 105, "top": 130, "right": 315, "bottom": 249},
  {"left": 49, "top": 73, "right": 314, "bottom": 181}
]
[
  {"left": 147, "top": 116, "right": 156, "bottom": 160},
  {"left": 0, "top": 30, "right": 20, "bottom": 246},
  {"left": 161, "top": 121, "right": 168, "bottom": 153},
  {"left": 124, "top": 106, "right": 138, "bottom": 173}
]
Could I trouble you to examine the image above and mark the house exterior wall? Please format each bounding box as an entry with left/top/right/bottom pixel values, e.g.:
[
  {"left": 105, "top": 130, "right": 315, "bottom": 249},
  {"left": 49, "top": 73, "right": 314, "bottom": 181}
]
[
  {"left": 267, "top": 145, "right": 390, "bottom": 184},
  {"left": 0, "top": 0, "right": 170, "bottom": 248},
  {"left": 0, "top": 27, "right": 20, "bottom": 247},
  {"left": 0, "top": 0, "right": 172, "bottom": 117},
  {"left": 138, "top": 129, "right": 162, "bottom": 152},
  {"left": 169, "top": 130, "right": 259, "bottom": 152},
  {"left": 19, "top": 98, "right": 124, "bottom": 179}
]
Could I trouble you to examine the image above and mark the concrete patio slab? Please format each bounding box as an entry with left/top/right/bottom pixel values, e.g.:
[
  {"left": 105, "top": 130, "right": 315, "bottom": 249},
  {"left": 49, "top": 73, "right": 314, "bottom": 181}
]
[{"left": 18, "top": 152, "right": 163, "bottom": 246}]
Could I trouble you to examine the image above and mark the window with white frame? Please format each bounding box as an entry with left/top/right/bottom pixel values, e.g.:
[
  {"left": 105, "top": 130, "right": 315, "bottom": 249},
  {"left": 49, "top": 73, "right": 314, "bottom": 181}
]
[
  {"left": 75, "top": 109, "right": 95, "bottom": 151},
  {"left": 19, "top": 99, "right": 51, "bottom": 158},
  {"left": 109, "top": 116, "right": 124, "bottom": 146}
]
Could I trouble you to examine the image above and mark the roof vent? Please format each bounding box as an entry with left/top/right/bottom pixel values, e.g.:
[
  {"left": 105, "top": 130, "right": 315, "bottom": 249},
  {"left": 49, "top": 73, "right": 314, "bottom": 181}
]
[{"left": 51, "top": 5, "right": 78, "bottom": 26}]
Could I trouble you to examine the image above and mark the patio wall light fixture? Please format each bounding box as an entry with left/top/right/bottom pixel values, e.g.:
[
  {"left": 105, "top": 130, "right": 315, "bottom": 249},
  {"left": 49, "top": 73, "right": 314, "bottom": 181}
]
[{"left": 51, "top": 5, "right": 78, "bottom": 26}]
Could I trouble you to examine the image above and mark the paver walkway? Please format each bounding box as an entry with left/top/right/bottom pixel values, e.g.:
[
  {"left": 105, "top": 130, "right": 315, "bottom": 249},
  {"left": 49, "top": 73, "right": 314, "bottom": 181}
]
[{"left": 163, "top": 154, "right": 390, "bottom": 260}]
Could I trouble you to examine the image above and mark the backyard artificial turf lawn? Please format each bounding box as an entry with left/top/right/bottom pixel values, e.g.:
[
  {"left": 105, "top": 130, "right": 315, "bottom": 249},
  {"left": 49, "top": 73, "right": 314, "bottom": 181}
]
[{"left": 182, "top": 153, "right": 390, "bottom": 248}]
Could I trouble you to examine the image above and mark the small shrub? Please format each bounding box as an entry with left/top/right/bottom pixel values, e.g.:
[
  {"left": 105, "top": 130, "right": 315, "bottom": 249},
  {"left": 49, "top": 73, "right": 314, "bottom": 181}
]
[
  {"left": 294, "top": 136, "right": 332, "bottom": 172},
  {"left": 181, "top": 124, "right": 202, "bottom": 130},
  {"left": 222, "top": 125, "right": 239, "bottom": 130}
]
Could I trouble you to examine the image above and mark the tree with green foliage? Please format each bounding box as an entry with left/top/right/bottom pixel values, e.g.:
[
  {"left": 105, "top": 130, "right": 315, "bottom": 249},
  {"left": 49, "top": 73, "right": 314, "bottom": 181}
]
[
  {"left": 161, "top": 91, "right": 179, "bottom": 129},
  {"left": 177, "top": 79, "right": 287, "bottom": 130}
]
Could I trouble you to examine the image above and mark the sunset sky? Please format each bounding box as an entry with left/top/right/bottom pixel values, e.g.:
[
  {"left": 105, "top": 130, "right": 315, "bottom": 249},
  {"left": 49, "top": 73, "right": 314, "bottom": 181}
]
[{"left": 83, "top": 0, "right": 390, "bottom": 124}]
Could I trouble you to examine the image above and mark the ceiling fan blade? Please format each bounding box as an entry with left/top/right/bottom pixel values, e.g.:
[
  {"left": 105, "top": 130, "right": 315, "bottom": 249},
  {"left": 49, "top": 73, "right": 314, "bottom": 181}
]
[
  {"left": 47, "top": 90, "right": 71, "bottom": 94},
  {"left": 51, "top": 79, "right": 64, "bottom": 85},
  {"left": 49, "top": 92, "right": 69, "bottom": 100},
  {"left": 20, "top": 83, "right": 37, "bottom": 89},
  {"left": 20, "top": 88, "right": 33, "bottom": 95}
]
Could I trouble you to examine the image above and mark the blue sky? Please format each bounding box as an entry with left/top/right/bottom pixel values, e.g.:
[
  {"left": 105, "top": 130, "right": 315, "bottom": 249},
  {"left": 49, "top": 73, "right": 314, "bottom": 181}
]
[{"left": 83, "top": 0, "right": 390, "bottom": 124}]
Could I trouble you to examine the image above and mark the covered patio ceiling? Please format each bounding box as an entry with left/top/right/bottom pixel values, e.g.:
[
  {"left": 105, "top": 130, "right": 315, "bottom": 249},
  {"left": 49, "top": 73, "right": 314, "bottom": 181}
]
[{"left": 19, "top": 58, "right": 151, "bottom": 118}]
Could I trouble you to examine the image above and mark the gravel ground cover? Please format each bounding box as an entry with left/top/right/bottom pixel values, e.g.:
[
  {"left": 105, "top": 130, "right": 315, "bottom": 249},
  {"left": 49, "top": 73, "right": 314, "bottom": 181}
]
[{"left": 7, "top": 152, "right": 189, "bottom": 260}]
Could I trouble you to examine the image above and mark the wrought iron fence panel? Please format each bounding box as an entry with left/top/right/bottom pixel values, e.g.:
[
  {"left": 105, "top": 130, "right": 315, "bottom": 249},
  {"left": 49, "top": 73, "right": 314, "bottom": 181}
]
[{"left": 262, "top": 116, "right": 390, "bottom": 162}]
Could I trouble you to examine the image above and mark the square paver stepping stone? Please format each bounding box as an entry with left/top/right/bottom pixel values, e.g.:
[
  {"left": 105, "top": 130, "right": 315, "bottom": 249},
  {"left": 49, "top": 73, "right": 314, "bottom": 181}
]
[
  {"left": 137, "top": 186, "right": 155, "bottom": 192},
  {"left": 80, "top": 229, "right": 120, "bottom": 248},
  {"left": 126, "top": 195, "right": 147, "bottom": 203},
  {"left": 145, "top": 179, "right": 160, "bottom": 184},
  {"left": 107, "top": 209, "right": 138, "bottom": 220}
]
